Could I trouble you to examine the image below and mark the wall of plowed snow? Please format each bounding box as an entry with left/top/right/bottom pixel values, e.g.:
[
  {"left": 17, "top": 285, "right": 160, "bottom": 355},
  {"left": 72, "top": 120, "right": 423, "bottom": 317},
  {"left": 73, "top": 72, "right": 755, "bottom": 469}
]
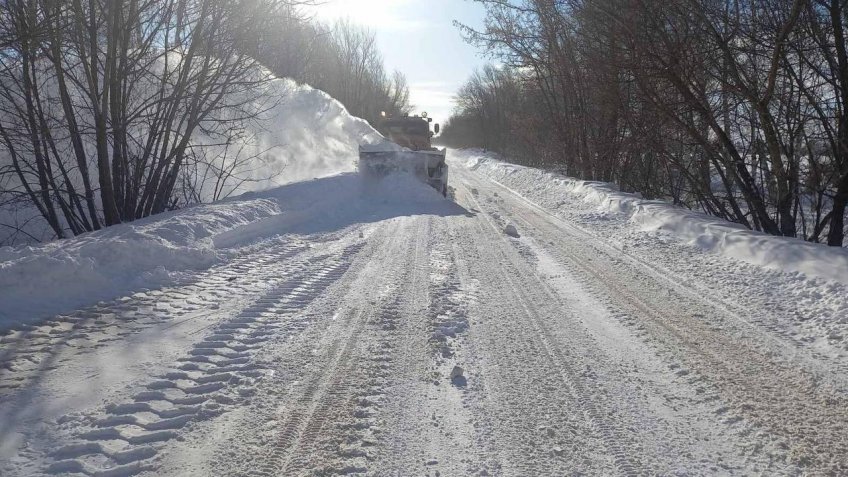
[
  {"left": 0, "top": 197, "right": 281, "bottom": 324},
  {"left": 456, "top": 149, "right": 848, "bottom": 285}
]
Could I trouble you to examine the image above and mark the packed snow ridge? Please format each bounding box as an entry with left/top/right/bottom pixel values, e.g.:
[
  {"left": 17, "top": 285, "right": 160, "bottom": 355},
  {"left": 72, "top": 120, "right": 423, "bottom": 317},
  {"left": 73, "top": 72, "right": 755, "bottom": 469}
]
[{"left": 460, "top": 150, "right": 848, "bottom": 285}]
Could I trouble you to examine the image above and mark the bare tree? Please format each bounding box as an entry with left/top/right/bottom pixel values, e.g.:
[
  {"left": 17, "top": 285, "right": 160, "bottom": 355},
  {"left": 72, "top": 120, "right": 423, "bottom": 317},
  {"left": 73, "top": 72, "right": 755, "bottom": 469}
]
[
  {"left": 240, "top": 14, "right": 412, "bottom": 126},
  {"left": 445, "top": 0, "right": 848, "bottom": 246},
  {"left": 0, "top": 0, "right": 293, "bottom": 240}
]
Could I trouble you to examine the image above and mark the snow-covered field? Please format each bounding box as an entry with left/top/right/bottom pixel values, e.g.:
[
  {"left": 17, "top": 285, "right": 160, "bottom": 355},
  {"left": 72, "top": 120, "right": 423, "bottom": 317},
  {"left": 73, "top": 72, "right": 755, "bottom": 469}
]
[{"left": 2, "top": 145, "right": 848, "bottom": 473}]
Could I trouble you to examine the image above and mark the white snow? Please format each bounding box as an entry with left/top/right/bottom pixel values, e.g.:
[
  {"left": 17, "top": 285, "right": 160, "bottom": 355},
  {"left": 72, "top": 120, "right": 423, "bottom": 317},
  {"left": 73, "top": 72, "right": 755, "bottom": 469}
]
[
  {"left": 450, "top": 365, "right": 464, "bottom": 381},
  {"left": 0, "top": 197, "right": 274, "bottom": 326},
  {"left": 2, "top": 140, "right": 848, "bottom": 476},
  {"left": 359, "top": 142, "right": 404, "bottom": 153},
  {"left": 453, "top": 148, "right": 848, "bottom": 360},
  {"left": 245, "top": 78, "right": 386, "bottom": 185},
  {"left": 0, "top": 171, "right": 452, "bottom": 329},
  {"left": 459, "top": 149, "right": 848, "bottom": 285}
]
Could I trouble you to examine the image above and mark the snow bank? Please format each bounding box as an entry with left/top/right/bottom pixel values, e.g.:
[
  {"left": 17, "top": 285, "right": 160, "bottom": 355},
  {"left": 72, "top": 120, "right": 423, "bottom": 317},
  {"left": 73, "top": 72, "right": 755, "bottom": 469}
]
[
  {"left": 457, "top": 149, "right": 848, "bottom": 285},
  {"left": 0, "top": 171, "right": 455, "bottom": 328},
  {"left": 0, "top": 198, "right": 281, "bottom": 325}
]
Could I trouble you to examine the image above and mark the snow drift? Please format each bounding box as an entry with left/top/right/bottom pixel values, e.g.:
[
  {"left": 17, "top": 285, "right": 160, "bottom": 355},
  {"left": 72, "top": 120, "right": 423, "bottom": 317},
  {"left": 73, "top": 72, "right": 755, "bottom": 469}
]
[
  {"left": 0, "top": 197, "right": 277, "bottom": 325},
  {"left": 456, "top": 149, "right": 848, "bottom": 285},
  {"left": 0, "top": 171, "right": 455, "bottom": 328}
]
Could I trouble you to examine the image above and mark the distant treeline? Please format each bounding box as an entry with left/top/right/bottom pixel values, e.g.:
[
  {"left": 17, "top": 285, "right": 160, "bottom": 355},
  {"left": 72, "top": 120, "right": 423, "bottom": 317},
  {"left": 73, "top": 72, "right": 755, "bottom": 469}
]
[
  {"left": 441, "top": 0, "right": 848, "bottom": 247},
  {"left": 241, "top": 10, "right": 411, "bottom": 126}
]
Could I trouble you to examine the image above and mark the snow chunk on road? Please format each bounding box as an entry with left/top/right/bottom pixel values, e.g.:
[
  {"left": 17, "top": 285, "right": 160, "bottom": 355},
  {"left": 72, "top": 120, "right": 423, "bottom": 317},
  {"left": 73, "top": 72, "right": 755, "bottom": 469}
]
[
  {"left": 450, "top": 365, "right": 466, "bottom": 387},
  {"left": 450, "top": 365, "right": 464, "bottom": 380}
]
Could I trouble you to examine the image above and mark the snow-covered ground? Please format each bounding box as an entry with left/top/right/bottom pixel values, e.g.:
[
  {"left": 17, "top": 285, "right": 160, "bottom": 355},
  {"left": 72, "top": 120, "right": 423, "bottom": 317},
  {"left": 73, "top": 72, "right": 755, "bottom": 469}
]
[
  {"left": 0, "top": 172, "right": 437, "bottom": 328},
  {"left": 461, "top": 150, "right": 848, "bottom": 283},
  {"left": 455, "top": 149, "right": 848, "bottom": 359},
  {"left": 2, "top": 143, "right": 848, "bottom": 476}
]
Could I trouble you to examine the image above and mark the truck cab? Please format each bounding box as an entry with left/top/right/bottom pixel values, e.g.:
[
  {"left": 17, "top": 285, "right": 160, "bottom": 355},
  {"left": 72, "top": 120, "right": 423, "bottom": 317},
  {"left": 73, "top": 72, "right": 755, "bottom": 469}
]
[{"left": 379, "top": 113, "right": 440, "bottom": 151}]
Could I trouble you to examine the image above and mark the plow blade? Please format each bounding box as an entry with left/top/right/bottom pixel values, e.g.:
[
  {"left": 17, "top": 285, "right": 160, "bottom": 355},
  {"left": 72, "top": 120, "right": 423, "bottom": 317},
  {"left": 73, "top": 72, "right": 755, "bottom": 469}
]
[{"left": 358, "top": 146, "right": 449, "bottom": 196}]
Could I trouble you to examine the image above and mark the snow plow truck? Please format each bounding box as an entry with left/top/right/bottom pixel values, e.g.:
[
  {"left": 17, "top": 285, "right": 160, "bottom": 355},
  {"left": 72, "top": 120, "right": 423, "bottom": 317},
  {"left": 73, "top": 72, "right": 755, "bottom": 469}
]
[{"left": 359, "top": 112, "right": 448, "bottom": 196}]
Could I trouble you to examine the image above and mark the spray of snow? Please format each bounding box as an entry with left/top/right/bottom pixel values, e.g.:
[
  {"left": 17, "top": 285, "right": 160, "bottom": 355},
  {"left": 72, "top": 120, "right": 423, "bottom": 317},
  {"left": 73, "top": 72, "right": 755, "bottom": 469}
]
[
  {"left": 0, "top": 71, "right": 388, "bottom": 245},
  {"left": 234, "top": 78, "right": 387, "bottom": 188}
]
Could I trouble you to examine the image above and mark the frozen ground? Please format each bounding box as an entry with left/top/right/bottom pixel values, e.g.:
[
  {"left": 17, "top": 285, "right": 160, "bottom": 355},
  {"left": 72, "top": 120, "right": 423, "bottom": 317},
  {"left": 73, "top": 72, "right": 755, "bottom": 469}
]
[{"left": 2, "top": 150, "right": 848, "bottom": 476}]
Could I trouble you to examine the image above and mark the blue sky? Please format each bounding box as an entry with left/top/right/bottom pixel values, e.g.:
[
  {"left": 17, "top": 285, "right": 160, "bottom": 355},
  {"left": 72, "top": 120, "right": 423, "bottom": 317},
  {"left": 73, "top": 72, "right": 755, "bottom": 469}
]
[{"left": 306, "top": 0, "right": 490, "bottom": 126}]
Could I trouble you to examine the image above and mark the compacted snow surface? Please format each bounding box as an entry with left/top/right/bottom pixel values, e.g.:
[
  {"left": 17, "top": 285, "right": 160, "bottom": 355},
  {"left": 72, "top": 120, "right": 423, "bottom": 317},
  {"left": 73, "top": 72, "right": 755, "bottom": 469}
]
[{"left": 2, "top": 148, "right": 848, "bottom": 476}]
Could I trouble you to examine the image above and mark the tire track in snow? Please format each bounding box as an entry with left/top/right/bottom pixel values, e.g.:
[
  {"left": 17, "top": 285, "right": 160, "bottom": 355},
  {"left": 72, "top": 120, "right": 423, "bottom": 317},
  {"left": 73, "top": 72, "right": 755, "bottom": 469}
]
[
  {"left": 364, "top": 217, "right": 483, "bottom": 476},
  {"left": 224, "top": 218, "right": 439, "bottom": 476},
  {"left": 258, "top": 223, "right": 422, "bottom": 476},
  {"left": 39, "top": 240, "right": 366, "bottom": 477},
  {"left": 463, "top": 170, "right": 848, "bottom": 474},
  {"left": 331, "top": 218, "right": 433, "bottom": 476},
  {"left": 0, "top": 239, "right": 312, "bottom": 393},
  {"left": 456, "top": 184, "right": 644, "bottom": 476},
  {"left": 414, "top": 218, "right": 486, "bottom": 474},
  {"left": 257, "top": 306, "right": 371, "bottom": 475},
  {"left": 478, "top": 171, "right": 848, "bottom": 383}
]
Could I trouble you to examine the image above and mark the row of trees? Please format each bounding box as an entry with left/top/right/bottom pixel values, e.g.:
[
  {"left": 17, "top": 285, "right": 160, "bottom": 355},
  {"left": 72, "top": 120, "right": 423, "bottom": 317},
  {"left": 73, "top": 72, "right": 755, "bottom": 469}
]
[
  {"left": 441, "top": 0, "right": 848, "bottom": 247},
  {"left": 0, "top": 1, "right": 410, "bottom": 244},
  {"left": 0, "top": 0, "right": 286, "bottom": 240},
  {"left": 240, "top": 13, "right": 411, "bottom": 126}
]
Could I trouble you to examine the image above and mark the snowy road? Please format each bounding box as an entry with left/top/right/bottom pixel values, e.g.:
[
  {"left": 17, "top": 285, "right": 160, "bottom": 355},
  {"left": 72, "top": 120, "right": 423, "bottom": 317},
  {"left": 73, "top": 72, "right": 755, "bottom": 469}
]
[{"left": 2, "top": 153, "right": 848, "bottom": 476}]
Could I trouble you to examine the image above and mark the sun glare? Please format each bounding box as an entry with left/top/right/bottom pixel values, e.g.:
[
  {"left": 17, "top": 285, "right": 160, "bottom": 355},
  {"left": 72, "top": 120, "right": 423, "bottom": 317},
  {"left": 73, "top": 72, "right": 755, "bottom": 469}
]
[{"left": 307, "top": 0, "right": 422, "bottom": 29}]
